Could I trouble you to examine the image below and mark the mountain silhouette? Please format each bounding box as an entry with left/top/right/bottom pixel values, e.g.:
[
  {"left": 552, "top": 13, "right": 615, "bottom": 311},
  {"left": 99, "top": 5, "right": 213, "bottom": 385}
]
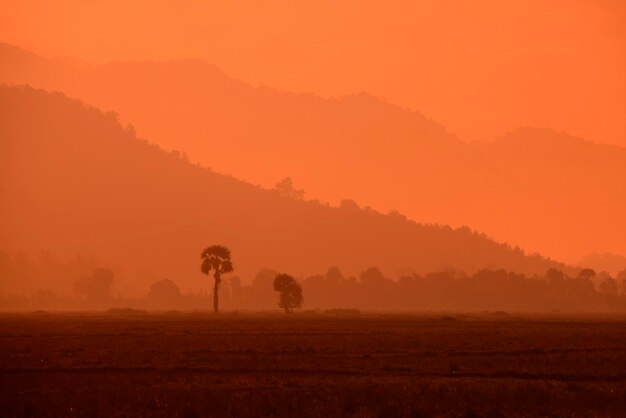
[
  {"left": 1, "top": 42, "right": 624, "bottom": 262},
  {"left": 0, "top": 85, "right": 572, "bottom": 291}
]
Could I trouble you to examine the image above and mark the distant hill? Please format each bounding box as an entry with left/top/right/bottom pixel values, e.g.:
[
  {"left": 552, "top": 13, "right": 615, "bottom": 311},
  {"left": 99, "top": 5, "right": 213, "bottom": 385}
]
[
  {"left": 0, "top": 85, "right": 572, "bottom": 293},
  {"left": 1, "top": 43, "right": 625, "bottom": 261},
  {"left": 577, "top": 253, "right": 626, "bottom": 277}
]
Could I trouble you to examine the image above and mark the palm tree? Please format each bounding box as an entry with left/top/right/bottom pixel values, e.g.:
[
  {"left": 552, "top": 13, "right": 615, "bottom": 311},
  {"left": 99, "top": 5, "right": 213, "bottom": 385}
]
[{"left": 200, "top": 245, "right": 233, "bottom": 314}]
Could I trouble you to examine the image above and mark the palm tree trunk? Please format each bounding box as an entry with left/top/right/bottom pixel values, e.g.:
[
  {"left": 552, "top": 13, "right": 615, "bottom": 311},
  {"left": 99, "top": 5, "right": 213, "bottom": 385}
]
[{"left": 213, "top": 271, "right": 220, "bottom": 314}]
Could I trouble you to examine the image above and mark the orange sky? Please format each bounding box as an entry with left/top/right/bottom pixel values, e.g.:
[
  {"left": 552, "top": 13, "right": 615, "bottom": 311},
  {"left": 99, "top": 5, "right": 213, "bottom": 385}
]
[{"left": 1, "top": 0, "right": 624, "bottom": 146}]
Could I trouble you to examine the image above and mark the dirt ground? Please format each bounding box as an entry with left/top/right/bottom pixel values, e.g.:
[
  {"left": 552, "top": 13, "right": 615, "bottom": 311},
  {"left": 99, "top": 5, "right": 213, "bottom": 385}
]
[{"left": 1, "top": 311, "right": 625, "bottom": 417}]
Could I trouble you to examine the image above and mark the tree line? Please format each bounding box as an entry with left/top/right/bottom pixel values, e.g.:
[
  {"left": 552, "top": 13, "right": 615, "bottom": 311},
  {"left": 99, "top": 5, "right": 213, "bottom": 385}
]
[{"left": 1, "top": 247, "right": 626, "bottom": 312}]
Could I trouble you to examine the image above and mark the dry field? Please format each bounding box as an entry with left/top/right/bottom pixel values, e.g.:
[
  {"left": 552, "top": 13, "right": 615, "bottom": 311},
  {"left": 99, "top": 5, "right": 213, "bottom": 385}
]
[{"left": 1, "top": 311, "right": 625, "bottom": 417}]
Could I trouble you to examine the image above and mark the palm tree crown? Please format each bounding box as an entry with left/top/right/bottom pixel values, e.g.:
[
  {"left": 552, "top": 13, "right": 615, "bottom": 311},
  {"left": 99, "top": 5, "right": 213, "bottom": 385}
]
[{"left": 201, "top": 245, "right": 233, "bottom": 277}]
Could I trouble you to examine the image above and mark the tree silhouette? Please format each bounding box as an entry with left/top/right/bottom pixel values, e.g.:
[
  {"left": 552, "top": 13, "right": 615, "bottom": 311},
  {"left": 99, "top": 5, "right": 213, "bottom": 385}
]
[
  {"left": 599, "top": 276, "right": 618, "bottom": 297},
  {"left": 274, "top": 177, "right": 305, "bottom": 200},
  {"left": 578, "top": 268, "right": 596, "bottom": 281},
  {"left": 618, "top": 269, "right": 626, "bottom": 296},
  {"left": 148, "top": 278, "right": 182, "bottom": 307},
  {"left": 201, "top": 245, "right": 233, "bottom": 313},
  {"left": 273, "top": 274, "right": 303, "bottom": 314}
]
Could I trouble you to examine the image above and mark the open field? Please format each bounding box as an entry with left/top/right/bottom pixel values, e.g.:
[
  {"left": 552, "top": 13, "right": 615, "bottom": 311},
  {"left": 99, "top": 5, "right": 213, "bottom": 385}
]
[{"left": 1, "top": 311, "right": 626, "bottom": 417}]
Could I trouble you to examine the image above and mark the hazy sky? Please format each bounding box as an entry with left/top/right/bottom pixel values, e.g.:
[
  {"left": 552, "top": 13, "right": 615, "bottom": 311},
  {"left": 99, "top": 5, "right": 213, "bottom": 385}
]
[{"left": 1, "top": 0, "right": 624, "bottom": 146}]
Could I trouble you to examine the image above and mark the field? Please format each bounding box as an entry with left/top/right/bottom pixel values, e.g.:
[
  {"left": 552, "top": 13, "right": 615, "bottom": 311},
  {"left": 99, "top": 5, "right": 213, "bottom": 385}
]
[{"left": 1, "top": 311, "right": 626, "bottom": 417}]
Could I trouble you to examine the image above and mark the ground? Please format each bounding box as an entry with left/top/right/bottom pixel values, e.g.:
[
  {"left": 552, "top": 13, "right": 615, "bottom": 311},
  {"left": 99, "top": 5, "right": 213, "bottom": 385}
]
[{"left": 1, "top": 311, "right": 625, "bottom": 417}]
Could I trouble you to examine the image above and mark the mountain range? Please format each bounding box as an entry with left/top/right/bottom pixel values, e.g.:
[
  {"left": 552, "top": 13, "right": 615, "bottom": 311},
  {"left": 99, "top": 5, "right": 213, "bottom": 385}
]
[
  {"left": 1, "top": 42, "right": 624, "bottom": 263},
  {"left": 0, "top": 85, "right": 574, "bottom": 292}
]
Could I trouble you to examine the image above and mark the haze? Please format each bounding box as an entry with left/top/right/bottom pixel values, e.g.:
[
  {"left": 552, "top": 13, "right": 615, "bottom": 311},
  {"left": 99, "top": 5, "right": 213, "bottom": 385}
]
[
  {"left": 1, "top": 0, "right": 625, "bottom": 298},
  {"left": 1, "top": 0, "right": 624, "bottom": 146},
  {"left": 2, "top": 4, "right": 626, "bottom": 416}
]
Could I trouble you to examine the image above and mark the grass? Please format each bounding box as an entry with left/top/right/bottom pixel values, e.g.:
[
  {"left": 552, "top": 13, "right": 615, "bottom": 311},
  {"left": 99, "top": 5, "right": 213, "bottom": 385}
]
[{"left": 1, "top": 311, "right": 625, "bottom": 417}]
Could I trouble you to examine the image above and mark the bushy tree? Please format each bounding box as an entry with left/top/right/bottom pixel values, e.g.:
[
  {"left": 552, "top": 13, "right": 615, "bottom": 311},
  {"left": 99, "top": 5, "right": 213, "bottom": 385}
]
[
  {"left": 273, "top": 274, "right": 303, "bottom": 314},
  {"left": 201, "top": 245, "right": 233, "bottom": 314},
  {"left": 148, "top": 278, "right": 181, "bottom": 307}
]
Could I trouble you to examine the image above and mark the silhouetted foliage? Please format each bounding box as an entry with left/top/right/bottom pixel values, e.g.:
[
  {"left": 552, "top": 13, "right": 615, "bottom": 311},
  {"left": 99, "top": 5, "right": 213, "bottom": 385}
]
[
  {"left": 599, "top": 277, "right": 619, "bottom": 296},
  {"left": 2, "top": 251, "right": 626, "bottom": 312},
  {"left": 228, "top": 276, "right": 244, "bottom": 303},
  {"left": 296, "top": 267, "right": 626, "bottom": 311},
  {"left": 201, "top": 245, "right": 234, "bottom": 313},
  {"left": 148, "top": 278, "right": 182, "bottom": 307},
  {"left": 273, "top": 274, "right": 303, "bottom": 313},
  {"left": 74, "top": 268, "right": 114, "bottom": 304},
  {"left": 249, "top": 268, "right": 279, "bottom": 308},
  {"left": 2, "top": 85, "right": 587, "bottom": 292},
  {"left": 619, "top": 269, "right": 626, "bottom": 295},
  {"left": 274, "top": 177, "right": 305, "bottom": 200},
  {"left": 578, "top": 268, "right": 596, "bottom": 281}
]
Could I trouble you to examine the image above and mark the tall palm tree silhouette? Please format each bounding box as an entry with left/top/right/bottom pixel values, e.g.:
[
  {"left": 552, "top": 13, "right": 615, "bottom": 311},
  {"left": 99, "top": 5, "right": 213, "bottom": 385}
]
[{"left": 201, "top": 245, "right": 233, "bottom": 313}]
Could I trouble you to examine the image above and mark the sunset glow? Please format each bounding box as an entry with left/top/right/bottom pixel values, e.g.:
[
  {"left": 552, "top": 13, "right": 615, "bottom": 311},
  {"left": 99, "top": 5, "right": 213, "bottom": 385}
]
[{"left": 1, "top": 2, "right": 625, "bottom": 416}]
